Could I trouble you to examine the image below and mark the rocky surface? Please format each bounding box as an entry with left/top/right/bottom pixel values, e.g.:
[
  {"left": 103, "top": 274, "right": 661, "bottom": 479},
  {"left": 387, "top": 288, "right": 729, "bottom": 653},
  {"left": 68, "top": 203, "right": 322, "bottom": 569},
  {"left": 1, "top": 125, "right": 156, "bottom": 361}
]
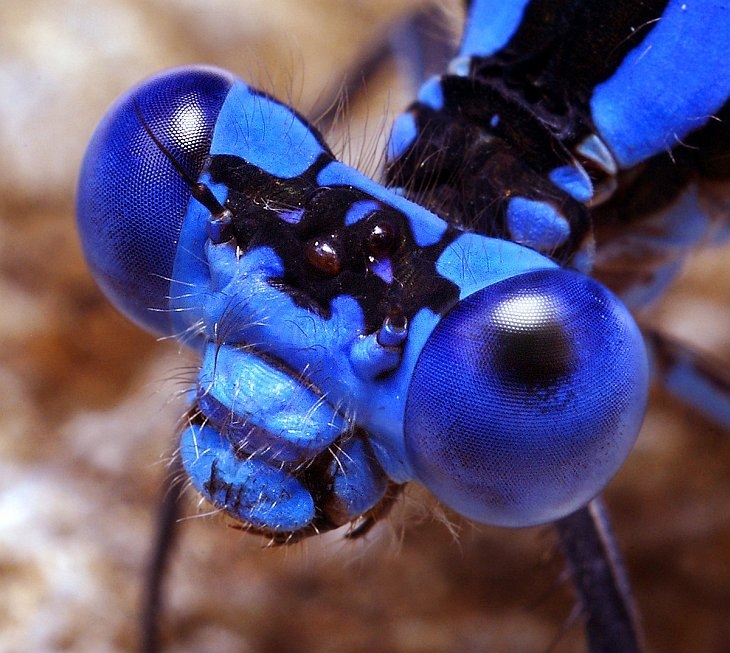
[{"left": 2, "top": 1, "right": 729, "bottom": 651}]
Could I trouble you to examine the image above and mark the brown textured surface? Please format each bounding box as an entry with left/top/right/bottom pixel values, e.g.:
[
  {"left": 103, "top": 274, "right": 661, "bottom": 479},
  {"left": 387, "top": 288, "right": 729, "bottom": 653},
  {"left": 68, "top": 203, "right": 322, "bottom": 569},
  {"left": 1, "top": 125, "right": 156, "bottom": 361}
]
[{"left": 1, "top": 1, "right": 729, "bottom": 652}]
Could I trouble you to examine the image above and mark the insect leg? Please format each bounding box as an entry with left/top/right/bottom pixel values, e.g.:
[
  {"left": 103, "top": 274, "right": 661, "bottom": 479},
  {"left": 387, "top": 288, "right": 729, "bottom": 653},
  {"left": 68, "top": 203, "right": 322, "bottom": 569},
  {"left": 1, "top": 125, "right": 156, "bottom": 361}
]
[
  {"left": 555, "top": 499, "right": 641, "bottom": 653},
  {"left": 139, "top": 455, "right": 185, "bottom": 653},
  {"left": 645, "top": 328, "right": 730, "bottom": 431}
]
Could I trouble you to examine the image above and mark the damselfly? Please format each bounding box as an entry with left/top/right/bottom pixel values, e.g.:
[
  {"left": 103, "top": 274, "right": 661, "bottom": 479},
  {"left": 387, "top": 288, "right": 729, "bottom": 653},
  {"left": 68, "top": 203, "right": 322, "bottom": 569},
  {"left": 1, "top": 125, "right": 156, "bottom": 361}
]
[{"left": 76, "top": 1, "right": 730, "bottom": 651}]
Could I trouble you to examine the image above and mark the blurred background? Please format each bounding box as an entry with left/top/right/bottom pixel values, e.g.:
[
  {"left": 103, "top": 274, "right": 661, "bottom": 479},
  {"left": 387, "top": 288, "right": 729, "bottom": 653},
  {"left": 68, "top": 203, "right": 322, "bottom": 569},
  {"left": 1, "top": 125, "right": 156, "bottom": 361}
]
[{"left": 1, "top": 1, "right": 729, "bottom": 651}]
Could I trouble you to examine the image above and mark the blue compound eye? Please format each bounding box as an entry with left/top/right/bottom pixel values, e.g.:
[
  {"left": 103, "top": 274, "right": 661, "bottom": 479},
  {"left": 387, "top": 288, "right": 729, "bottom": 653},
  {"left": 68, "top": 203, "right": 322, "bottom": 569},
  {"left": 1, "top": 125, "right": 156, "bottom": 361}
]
[
  {"left": 404, "top": 269, "right": 649, "bottom": 527},
  {"left": 76, "top": 66, "right": 235, "bottom": 334}
]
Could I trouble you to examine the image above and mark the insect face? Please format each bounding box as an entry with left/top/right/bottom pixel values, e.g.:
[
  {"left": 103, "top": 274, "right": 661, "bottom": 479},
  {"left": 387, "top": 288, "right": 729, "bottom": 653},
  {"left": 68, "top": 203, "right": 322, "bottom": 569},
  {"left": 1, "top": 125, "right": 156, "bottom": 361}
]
[{"left": 77, "top": 66, "right": 649, "bottom": 536}]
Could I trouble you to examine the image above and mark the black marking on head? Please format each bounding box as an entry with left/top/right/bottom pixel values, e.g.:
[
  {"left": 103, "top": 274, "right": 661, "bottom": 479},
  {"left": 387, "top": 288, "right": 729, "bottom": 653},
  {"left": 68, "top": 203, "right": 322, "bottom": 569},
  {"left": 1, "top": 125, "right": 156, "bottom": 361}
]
[{"left": 207, "top": 153, "right": 460, "bottom": 333}]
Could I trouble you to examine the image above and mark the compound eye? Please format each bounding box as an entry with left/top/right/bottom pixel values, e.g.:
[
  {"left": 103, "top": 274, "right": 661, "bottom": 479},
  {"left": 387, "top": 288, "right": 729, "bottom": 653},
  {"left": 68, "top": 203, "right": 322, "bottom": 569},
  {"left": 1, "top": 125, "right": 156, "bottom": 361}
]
[
  {"left": 404, "top": 269, "right": 648, "bottom": 527},
  {"left": 76, "top": 66, "right": 234, "bottom": 334}
]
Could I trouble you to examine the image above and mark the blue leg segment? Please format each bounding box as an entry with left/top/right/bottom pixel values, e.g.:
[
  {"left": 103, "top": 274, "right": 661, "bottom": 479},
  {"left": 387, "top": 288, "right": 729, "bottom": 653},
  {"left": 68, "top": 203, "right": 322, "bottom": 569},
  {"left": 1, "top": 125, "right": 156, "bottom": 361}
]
[{"left": 646, "top": 328, "right": 730, "bottom": 431}]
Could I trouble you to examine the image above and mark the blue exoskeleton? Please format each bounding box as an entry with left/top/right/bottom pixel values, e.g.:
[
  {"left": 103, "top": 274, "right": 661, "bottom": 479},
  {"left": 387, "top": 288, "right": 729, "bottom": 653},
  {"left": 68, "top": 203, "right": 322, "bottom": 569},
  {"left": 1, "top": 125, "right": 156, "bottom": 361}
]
[
  {"left": 76, "top": 0, "right": 729, "bottom": 650},
  {"left": 77, "top": 63, "right": 648, "bottom": 536}
]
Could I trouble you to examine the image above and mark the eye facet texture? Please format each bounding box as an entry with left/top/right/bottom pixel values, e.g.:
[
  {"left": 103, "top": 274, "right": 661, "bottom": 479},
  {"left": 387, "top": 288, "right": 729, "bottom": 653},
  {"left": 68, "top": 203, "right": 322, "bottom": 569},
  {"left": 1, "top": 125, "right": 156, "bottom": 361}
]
[
  {"left": 76, "top": 66, "right": 234, "bottom": 334},
  {"left": 404, "top": 269, "right": 648, "bottom": 527}
]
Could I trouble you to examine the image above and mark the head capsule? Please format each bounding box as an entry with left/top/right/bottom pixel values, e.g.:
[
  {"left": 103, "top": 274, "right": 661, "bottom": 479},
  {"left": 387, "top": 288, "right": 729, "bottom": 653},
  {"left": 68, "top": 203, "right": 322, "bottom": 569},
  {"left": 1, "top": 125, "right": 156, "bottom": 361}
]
[
  {"left": 76, "top": 66, "right": 236, "bottom": 335},
  {"left": 404, "top": 268, "right": 649, "bottom": 527}
]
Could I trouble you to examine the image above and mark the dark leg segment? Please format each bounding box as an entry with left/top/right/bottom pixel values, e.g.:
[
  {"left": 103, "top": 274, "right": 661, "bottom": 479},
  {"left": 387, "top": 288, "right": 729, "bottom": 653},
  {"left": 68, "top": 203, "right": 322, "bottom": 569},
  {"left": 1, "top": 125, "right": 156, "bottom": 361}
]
[
  {"left": 139, "top": 456, "right": 185, "bottom": 653},
  {"left": 555, "top": 499, "right": 642, "bottom": 653}
]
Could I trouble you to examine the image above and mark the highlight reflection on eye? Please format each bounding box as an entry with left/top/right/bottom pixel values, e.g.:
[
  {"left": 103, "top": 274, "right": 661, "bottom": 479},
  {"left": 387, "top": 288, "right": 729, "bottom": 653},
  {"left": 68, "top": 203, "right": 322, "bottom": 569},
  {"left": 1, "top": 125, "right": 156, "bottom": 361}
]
[{"left": 486, "top": 291, "right": 576, "bottom": 387}]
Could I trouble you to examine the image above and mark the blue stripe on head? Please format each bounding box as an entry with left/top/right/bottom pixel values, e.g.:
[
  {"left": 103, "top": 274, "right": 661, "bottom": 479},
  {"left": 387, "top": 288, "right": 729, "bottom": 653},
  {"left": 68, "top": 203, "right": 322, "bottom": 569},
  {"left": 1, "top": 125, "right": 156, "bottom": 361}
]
[
  {"left": 168, "top": 171, "right": 228, "bottom": 340},
  {"left": 436, "top": 232, "right": 557, "bottom": 300},
  {"left": 345, "top": 200, "right": 380, "bottom": 226},
  {"left": 211, "top": 81, "right": 329, "bottom": 177}
]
